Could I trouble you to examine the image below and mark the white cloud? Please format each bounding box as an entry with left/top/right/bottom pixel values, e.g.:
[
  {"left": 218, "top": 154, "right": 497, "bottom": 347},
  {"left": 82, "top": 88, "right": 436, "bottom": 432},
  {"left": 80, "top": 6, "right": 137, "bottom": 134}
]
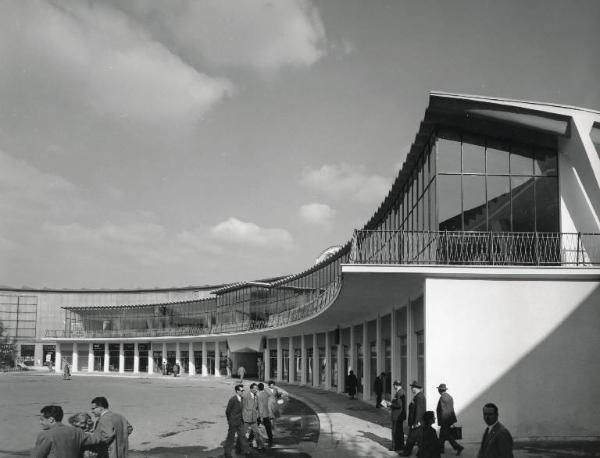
[
  {"left": 117, "top": 0, "right": 327, "bottom": 73},
  {"left": 299, "top": 203, "right": 335, "bottom": 229},
  {"left": 209, "top": 217, "right": 294, "bottom": 251},
  {"left": 300, "top": 163, "right": 391, "bottom": 204},
  {"left": 0, "top": 1, "right": 234, "bottom": 124}
]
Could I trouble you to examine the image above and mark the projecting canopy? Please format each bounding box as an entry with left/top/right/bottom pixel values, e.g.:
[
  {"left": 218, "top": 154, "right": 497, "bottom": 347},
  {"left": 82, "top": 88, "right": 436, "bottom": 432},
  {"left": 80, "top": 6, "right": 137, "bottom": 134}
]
[{"left": 227, "top": 334, "right": 264, "bottom": 353}]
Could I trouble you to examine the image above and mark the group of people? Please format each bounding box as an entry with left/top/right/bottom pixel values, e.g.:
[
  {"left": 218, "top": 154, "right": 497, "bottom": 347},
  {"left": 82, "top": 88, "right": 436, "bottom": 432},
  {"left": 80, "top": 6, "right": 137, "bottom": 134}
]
[
  {"left": 388, "top": 380, "right": 513, "bottom": 458},
  {"left": 31, "top": 396, "right": 133, "bottom": 458},
  {"left": 224, "top": 380, "right": 282, "bottom": 457}
]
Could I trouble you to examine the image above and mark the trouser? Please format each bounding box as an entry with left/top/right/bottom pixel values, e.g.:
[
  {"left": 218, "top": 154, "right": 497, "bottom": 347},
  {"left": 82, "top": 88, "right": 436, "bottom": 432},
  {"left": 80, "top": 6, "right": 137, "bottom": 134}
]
[
  {"left": 391, "top": 418, "right": 404, "bottom": 451},
  {"left": 439, "top": 425, "right": 461, "bottom": 452},
  {"left": 245, "top": 421, "right": 265, "bottom": 448},
  {"left": 262, "top": 417, "right": 274, "bottom": 444},
  {"left": 223, "top": 423, "right": 248, "bottom": 457},
  {"left": 403, "top": 425, "right": 422, "bottom": 455},
  {"left": 375, "top": 392, "right": 383, "bottom": 407}
]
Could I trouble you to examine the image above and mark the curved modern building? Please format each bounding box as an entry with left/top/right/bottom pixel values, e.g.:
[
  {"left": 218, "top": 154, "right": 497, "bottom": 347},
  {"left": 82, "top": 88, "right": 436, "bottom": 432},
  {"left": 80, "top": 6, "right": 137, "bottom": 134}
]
[{"left": 2, "top": 92, "right": 600, "bottom": 441}]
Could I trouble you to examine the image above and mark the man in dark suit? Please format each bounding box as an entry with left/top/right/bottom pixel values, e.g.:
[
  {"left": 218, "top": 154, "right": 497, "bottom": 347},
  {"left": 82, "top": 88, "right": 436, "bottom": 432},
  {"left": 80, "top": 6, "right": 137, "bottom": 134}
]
[
  {"left": 224, "top": 384, "right": 249, "bottom": 458},
  {"left": 90, "top": 396, "right": 133, "bottom": 458},
  {"left": 401, "top": 380, "right": 426, "bottom": 456},
  {"left": 477, "top": 403, "right": 513, "bottom": 458},
  {"left": 31, "top": 405, "right": 93, "bottom": 458},
  {"left": 390, "top": 379, "right": 406, "bottom": 452},
  {"left": 436, "top": 383, "right": 464, "bottom": 456},
  {"left": 374, "top": 372, "right": 386, "bottom": 408}
]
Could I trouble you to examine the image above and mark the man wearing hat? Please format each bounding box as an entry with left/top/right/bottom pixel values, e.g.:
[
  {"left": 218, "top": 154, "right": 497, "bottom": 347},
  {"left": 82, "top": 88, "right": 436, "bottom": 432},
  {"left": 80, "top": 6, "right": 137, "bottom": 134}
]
[
  {"left": 436, "top": 383, "right": 464, "bottom": 456},
  {"left": 390, "top": 380, "right": 406, "bottom": 452},
  {"left": 401, "top": 380, "right": 426, "bottom": 456}
]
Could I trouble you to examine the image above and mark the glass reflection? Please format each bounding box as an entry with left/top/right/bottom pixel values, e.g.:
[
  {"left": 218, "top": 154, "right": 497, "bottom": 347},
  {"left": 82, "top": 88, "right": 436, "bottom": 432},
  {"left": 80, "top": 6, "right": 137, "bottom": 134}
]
[
  {"left": 462, "top": 176, "right": 487, "bottom": 230},
  {"left": 487, "top": 176, "right": 511, "bottom": 232},
  {"left": 462, "top": 134, "right": 485, "bottom": 173},
  {"left": 486, "top": 140, "right": 510, "bottom": 174},
  {"left": 438, "top": 175, "right": 462, "bottom": 231},
  {"left": 535, "top": 177, "right": 559, "bottom": 232},
  {"left": 437, "top": 132, "right": 461, "bottom": 173},
  {"left": 511, "top": 146, "right": 534, "bottom": 175},
  {"left": 511, "top": 176, "right": 535, "bottom": 231}
]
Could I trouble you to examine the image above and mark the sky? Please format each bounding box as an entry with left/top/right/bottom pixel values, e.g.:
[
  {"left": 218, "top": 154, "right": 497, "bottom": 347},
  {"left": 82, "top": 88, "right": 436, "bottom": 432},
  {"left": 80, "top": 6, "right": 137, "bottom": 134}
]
[{"left": 0, "top": 0, "right": 599, "bottom": 289}]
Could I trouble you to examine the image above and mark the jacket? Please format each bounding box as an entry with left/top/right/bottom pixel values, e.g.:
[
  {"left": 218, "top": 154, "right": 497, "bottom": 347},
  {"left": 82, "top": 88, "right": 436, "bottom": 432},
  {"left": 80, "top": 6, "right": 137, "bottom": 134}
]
[
  {"left": 436, "top": 392, "right": 458, "bottom": 427},
  {"left": 477, "top": 422, "right": 514, "bottom": 458}
]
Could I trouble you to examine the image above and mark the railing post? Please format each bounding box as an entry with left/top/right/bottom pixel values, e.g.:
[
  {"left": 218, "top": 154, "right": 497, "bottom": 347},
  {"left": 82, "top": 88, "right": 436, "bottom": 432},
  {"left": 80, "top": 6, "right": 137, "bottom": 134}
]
[{"left": 576, "top": 232, "right": 581, "bottom": 266}]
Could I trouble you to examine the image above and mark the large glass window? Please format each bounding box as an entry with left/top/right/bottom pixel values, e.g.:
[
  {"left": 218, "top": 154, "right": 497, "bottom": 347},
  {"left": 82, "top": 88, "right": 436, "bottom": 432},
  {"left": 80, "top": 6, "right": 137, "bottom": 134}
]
[
  {"left": 437, "top": 132, "right": 461, "bottom": 173},
  {"left": 437, "top": 175, "right": 462, "bottom": 231},
  {"left": 463, "top": 175, "right": 487, "bottom": 231}
]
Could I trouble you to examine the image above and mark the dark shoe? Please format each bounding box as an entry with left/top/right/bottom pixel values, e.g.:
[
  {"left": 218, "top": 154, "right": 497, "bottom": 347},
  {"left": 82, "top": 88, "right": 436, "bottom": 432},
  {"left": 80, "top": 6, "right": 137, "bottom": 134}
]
[{"left": 456, "top": 446, "right": 464, "bottom": 456}]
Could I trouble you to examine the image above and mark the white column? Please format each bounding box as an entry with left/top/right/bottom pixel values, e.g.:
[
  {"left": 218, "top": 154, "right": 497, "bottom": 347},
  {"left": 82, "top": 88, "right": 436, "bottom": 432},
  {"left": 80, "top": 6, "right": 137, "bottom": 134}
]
[
  {"left": 133, "top": 342, "right": 139, "bottom": 374},
  {"left": 88, "top": 343, "right": 94, "bottom": 373},
  {"left": 312, "top": 334, "right": 318, "bottom": 388},
  {"left": 148, "top": 346, "right": 154, "bottom": 375},
  {"left": 103, "top": 342, "right": 109, "bottom": 372},
  {"left": 264, "top": 339, "right": 271, "bottom": 381},
  {"left": 162, "top": 342, "right": 167, "bottom": 371},
  {"left": 188, "top": 342, "right": 195, "bottom": 376},
  {"left": 325, "top": 332, "right": 331, "bottom": 390},
  {"left": 214, "top": 342, "right": 221, "bottom": 377},
  {"left": 276, "top": 337, "right": 282, "bottom": 382},
  {"left": 337, "top": 337, "right": 344, "bottom": 393},
  {"left": 300, "top": 335, "right": 307, "bottom": 385},
  {"left": 376, "top": 314, "right": 383, "bottom": 375},
  {"left": 72, "top": 342, "right": 78, "bottom": 373},
  {"left": 119, "top": 342, "right": 125, "bottom": 373},
  {"left": 349, "top": 326, "right": 356, "bottom": 373},
  {"left": 175, "top": 342, "right": 181, "bottom": 367},
  {"left": 55, "top": 344, "right": 62, "bottom": 373},
  {"left": 407, "top": 299, "right": 414, "bottom": 386},
  {"left": 201, "top": 341, "right": 208, "bottom": 376},
  {"left": 391, "top": 308, "right": 399, "bottom": 383},
  {"left": 288, "top": 337, "right": 295, "bottom": 384},
  {"left": 363, "top": 321, "right": 370, "bottom": 401}
]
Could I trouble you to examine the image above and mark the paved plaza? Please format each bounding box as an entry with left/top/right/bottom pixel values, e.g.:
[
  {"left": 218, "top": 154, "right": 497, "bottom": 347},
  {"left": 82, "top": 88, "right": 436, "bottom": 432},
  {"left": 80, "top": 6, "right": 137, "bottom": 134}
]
[{"left": 1, "top": 372, "right": 598, "bottom": 458}]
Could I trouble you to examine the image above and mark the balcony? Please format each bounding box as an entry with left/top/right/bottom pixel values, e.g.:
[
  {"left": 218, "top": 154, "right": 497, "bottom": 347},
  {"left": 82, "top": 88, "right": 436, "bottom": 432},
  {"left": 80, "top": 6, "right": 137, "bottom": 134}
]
[{"left": 349, "top": 230, "right": 600, "bottom": 266}]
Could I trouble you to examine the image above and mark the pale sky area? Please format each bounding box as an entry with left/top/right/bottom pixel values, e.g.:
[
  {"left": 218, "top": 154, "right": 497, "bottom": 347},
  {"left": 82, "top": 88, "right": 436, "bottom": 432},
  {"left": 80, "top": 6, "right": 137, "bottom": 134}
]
[{"left": 1, "top": 0, "right": 599, "bottom": 289}]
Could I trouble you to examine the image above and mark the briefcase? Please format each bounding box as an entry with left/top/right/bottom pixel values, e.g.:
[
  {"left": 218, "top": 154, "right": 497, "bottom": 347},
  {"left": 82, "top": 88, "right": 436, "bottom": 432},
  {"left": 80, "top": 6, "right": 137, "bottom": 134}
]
[{"left": 450, "top": 426, "right": 462, "bottom": 440}]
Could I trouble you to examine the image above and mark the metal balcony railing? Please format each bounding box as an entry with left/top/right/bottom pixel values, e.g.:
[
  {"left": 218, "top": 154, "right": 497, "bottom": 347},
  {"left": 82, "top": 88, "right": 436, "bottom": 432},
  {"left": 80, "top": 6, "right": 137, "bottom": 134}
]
[{"left": 349, "top": 230, "right": 600, "bottom": 266}]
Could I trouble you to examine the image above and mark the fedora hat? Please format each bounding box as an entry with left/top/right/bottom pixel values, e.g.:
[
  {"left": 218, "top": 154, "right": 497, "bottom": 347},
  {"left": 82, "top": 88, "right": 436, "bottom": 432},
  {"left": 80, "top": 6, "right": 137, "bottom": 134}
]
[
  {"left": 409, "top": 380, "right": 422, "bottom": 388},
  {"left": 436, "top": 383, "right": 448, "bottom": 391},
  {"left": 393, "top": 379, "right": 402, "bottom": 386}
]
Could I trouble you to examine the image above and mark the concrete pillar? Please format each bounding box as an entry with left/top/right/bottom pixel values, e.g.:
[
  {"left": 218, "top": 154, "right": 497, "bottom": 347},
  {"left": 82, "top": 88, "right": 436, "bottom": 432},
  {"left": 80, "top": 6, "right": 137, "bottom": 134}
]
[
  {"left": 407, "top": 300, "right": 414, "bottom": 387},
  {"left": 103, "top": 342, "right": 109, "bottom": 373},
  {"left": 264, "top": 339, "right": 270, "bottom": 381},
  {"left": 391, "top": 308, "right": 399, "bottom": 383},
  {"left": 276, "top": 337, "right": 282, "bottom": 382},
  {"left": 55, "top": 344, "right": 62, "bottom": 373},
  {"left": 325, "top": 332, "right": 331, "bottom": 390},
  {"left": 376, "top": 315, "right": 383, "bottom": 375},
  {"left": 72, "top": 342, "right": 78, "bottom": 373},
  {"left": 214, "top": 342, "right": 221, "bottom": 377},
  {"left": 148, "top": 346, "right": 154, "bottom": 375},
  {"left": 188, "top": 342, "right": 195, "bottom": 376},
  {"left": 202, "top": 341, "right": 208, "bottom": 376},
  {"left": 119, "top": 342, "right": 124, "bottom": 374},
  {"left": 337, "top": 338, "right": 344, "bottom": 393},
  {"left": 88, "top": 343, "right": 94, "bottom": 373},
  {"left": 288, "top": 336, "right": 295, "bottom": 384},
  {"left": 312, "top": 334, "right": 318, "bottom": 388},
  {"left": 363, "top": 321, "right": 370, "bottom": 401},
  {"left": 175, "top": 342, "right": 181, "bottom": 368},
  {"left": 350, "top": 326, "right": 356, "bottom": 374},
  {"left": 162, "top": 342, "right": 167, "bottom": 370},
  {"left": 133, "top": 342, "right": 139, "bottom": 374},
  {"left": 300, "top": 335, "right": 307, "bottom": 385}
]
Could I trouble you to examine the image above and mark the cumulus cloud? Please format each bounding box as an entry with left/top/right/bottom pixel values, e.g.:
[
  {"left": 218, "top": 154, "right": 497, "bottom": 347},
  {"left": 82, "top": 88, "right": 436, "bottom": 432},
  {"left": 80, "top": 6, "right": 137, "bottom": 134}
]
[
  {"left": 209, "top": 217, "right": 294, "bottom": 251},
  {"left": 299, "top": 203, "right": 335, "bottom": 229},
  {"left": 300, "top": 163, "right": 391, "bottom": 204},
  {"left": 0, "top": 1, "right": 234, "bottom": 124},
  {"left": 116, "top": 0, "right": 327, "bottom": 73}
]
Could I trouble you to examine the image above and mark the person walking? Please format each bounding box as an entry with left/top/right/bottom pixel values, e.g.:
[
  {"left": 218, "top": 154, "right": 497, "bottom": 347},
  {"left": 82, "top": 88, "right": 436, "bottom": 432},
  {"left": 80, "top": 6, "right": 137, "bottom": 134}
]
[
  {"left": 374, "top": 372, "right": 386, "bottom": 408},
  {"left": 257, "top": 382, "right": 275, "bottom": 447},
  {"left": 89, "top": 396, "right": 133, "bottom": 458},
  {"left": 417, "top": 411, "right": 441, "bottom": 458},
  {"left": 436, "top": 383, "right": 464, "bottom": 456},
  {"left": 62, "top": 359, "right": 71, "bottom": 380},
  {"left": 390, "top": 379, "right": 406, "bottom": 452},
  {"left": 224, "top": 384, "right": 249, "bottom": 458},
  {"left": 226, "top": 357, "right": 232, "bottom": 378},
  {"left": 347, "top": 370, "right": 358, "bottom": 400},
  {"left": 401, "top": 380, "right": 426, "bottom": 456},
  {"left": 31, "top": 405, "right": 93, "bottom": 458},
  {"left": 477, "top": 403, "right": 513, "bottom": 458},
  {"left": 242, "top": 383, "right": 265, "bottom": 450},
  {"left": 237, "top": 365, "right": 246, "bottom": 383}
]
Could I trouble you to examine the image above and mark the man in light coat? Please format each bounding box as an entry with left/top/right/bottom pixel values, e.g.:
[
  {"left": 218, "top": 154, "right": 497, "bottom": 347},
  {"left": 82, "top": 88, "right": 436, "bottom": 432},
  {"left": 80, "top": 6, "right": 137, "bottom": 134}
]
[
  {"left": 90, "top": 396, "right": 133, "bottom": 458},
  {"left": 242, "top": 383, "right": 265, "bottom": 450},
  {"left": 436, "top": 383, "right": 463, "bottom": 456},
  {"left": 257, "top": 382, "right": 275, "bottom": 447}
]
